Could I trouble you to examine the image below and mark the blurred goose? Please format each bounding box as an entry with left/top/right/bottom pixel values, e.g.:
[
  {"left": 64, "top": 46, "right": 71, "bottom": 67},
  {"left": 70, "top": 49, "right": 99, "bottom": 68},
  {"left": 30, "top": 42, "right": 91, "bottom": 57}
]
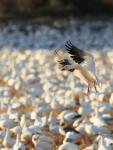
[
  {"left": 64, "top": 111, "right": 81, "bottom": 122},
  {"left": 0, "top": 118, "right": 18, "bottom": 129},
  {"left": 90, "top": 108, "right": 106, "bottom": 127},
  {"left": 58, "top": 110, "right": 81, "bottom": 122},
  {"left": 48, "top": 112, "right": 59, "bottom": 133},
  {"left": 32, "top": 135, "right": 44, "bottom": 150},
  {"left": 51, "top": 99, "right": 65, "bottom": 110},
  {"left": 56, "top": 41, "right": 98, "bottom": 93},
  {"left": 3, "top": 128, "right": 15, "bottom": 148},
  {"left": 104, "top": 136, "right": 113, "bottom": 148},
  {"left": 58, "top": 142, "right": 79, "bottom": 150},
  {"left": 32, "top": 134, "right": 54, "bottom": 150},
  {"left": 90, "top": 108, "right": 110, "bottom": 133},
  {"left": 84, "top": 121, "right": 98, "bottom": 135},
  {"left": 83, "top": 143, "right": 97, "bottom": 150},
  {"left": 59, "top": 120, "right": 79, "bottom": 136},
  {"left": 96, "top": 135, "right": 112, "bottom": 150},
  {"left": 36, "top": 134, "right": 54, "bottom": 144},
  {"left": 101, "top": 114, "right": 113, "bottom": 124},
  {"left": 13, "top": 126, "right": 25, "bottom": 150},
  {"left": 21, "top": 125, "right": 41, "bottom": 145},
  {"left": 0, "top": 130, "right": 6, "bottom": 144},
  {"left": 63, "top": 131, "right": 80, "bottom": 144},
  {"left": 78, "top": 102, "right": 93, "bottom": 115},
  {"left": 58, "top": 110, "right": 81, "bottom": 129}
]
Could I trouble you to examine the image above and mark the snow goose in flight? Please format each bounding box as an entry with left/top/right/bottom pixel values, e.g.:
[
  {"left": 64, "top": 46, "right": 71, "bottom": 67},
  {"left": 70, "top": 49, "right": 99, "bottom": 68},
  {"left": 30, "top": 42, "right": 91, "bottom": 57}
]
[{"left": 56, "top": 40, "right": 98, "bottom": 93}]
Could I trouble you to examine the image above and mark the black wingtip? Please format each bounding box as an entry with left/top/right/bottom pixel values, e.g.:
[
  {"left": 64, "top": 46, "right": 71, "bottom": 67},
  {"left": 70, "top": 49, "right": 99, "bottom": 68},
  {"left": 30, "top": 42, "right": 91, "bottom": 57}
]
[
  {"left": 65, "top": 40, "right": 75, "bottom": 51},
  {"left": 66, "top": 40, "right": 81, "bottom": 50},
  {"left": 66, "top": 40, "right": 73, "bottom": 47},
  {"left": 67, "top": 40, "right": 73, "bottom": 46},
  {"left": 64, "top": 40, "right": 85, "bottom": 64}
]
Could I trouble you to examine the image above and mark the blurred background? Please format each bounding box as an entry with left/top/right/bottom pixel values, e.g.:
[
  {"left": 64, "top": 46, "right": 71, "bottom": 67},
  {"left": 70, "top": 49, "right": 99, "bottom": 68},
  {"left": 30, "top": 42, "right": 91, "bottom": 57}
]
[
  {"left": 0, "top": 0, "right": 113, "bottom": 50},
  {"left": 1, "top": 0, "right": 113, "bottom": 18}
]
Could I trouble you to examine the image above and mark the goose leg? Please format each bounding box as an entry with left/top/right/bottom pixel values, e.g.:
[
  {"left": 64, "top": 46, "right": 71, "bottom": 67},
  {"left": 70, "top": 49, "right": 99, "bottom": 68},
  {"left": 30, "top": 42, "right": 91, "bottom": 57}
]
[
  {"left": 87, "top": 84, "right": 90, "bottom": 94},
  {"left": 94, "top": 82, "right": 98, "bottom": 92}
]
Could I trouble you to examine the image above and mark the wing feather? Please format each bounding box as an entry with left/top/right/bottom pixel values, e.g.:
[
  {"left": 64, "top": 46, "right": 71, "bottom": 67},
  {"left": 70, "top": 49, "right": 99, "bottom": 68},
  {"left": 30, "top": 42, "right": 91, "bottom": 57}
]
[
  {"left": 58, "top": 59, "right": 75, "bottom": 72},
  {"left": 65, "top": 40, "right": 85, "bottom": 64}
]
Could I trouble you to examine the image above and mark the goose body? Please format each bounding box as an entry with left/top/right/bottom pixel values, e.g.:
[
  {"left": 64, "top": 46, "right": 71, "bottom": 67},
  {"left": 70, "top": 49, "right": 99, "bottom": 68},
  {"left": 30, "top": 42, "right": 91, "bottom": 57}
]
[{"left": 56, "top": 41, "right": 98, "bottom": 93}]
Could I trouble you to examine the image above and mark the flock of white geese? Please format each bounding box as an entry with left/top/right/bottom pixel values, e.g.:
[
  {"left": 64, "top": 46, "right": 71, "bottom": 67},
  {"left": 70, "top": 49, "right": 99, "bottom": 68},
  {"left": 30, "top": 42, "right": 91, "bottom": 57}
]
[{"left": 0, "top": 43, "right": 113, "bottom": 150}]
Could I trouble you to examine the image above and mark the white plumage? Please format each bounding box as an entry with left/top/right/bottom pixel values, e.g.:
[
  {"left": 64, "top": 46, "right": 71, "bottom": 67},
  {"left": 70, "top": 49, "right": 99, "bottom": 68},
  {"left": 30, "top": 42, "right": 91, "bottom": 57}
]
[{"left": 56, "top": 41, "right": 98, "bottom": 94}]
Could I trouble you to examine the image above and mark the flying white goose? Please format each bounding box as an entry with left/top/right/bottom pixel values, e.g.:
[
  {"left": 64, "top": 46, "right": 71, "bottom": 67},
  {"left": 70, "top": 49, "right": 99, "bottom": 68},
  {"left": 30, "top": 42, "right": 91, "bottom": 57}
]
[{"left": 56, "top": 40, "right": 98, "bottom": 93}]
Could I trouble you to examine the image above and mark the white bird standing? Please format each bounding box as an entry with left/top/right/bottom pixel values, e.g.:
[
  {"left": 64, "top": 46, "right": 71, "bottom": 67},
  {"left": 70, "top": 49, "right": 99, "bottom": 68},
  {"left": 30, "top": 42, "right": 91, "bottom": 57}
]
[{"left": 56, "top": 41, "right": 98, "bottom": 93}]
